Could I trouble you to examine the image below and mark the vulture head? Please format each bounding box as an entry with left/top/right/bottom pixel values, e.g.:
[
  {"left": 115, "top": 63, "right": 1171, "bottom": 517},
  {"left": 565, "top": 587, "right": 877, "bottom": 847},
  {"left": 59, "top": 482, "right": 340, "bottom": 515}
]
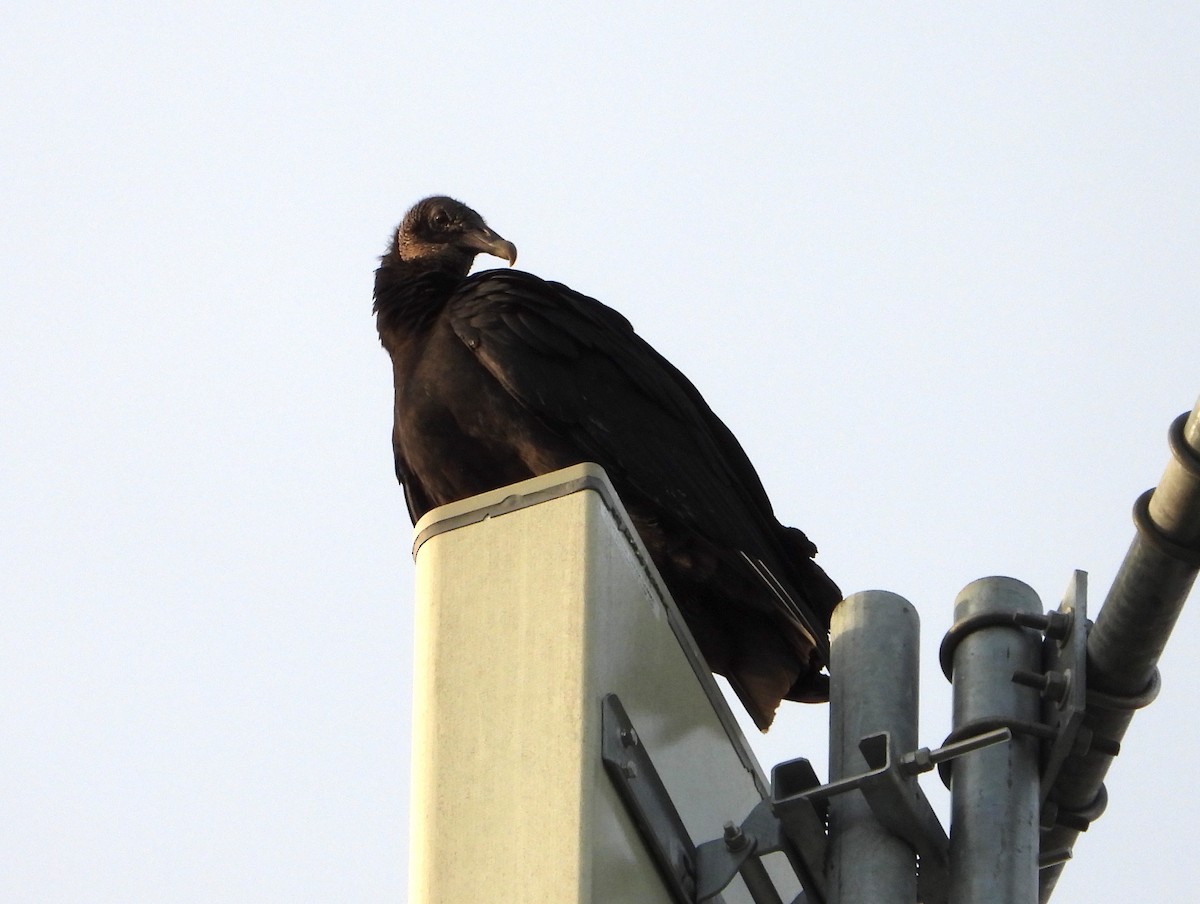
[{"left": 391, "top": 196, "right": 518, "bottom": 278}]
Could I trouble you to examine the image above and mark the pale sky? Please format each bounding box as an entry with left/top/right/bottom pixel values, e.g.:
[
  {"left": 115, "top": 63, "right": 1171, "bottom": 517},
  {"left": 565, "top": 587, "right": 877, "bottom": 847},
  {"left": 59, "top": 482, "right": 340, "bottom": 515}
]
[{"left": 3, "top": 4, "right": 1198, "bottom": 901}]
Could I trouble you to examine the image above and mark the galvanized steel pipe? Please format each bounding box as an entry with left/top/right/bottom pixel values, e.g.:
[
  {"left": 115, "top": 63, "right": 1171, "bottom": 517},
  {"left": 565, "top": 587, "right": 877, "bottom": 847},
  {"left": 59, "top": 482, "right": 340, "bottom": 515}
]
[
  {"left": 1039, "top": 399, "right": 1200, "bottom": 901},
  {"left": 947, "top": 577, "right": 1043, "bottom": 904},
  {"left": 828, "top": 591, "right": 920, "bottom": 904}
]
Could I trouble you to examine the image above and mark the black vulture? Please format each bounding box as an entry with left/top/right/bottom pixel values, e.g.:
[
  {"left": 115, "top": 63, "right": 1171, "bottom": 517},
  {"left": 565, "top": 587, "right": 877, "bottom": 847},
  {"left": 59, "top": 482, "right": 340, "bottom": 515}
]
[{"left": 374, "top": 196, "right": 841, "bottom": 729}]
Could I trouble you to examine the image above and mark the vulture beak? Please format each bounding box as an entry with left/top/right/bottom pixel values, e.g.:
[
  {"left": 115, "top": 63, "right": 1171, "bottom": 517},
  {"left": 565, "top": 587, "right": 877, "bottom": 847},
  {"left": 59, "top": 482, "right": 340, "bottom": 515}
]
[{"left": 463, "top": 225, "right": 518, "bottom": 267}]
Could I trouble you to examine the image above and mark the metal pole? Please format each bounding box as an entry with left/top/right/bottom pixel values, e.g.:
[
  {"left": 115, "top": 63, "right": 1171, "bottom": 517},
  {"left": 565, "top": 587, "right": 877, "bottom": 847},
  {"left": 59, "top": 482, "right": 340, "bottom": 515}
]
[
  {"left": 1039, "top": 399, "right": 1200, "bottom": 901},
  {"left": 947, "top": 577, "right": 1042, "bottom": 904},
  {"left": 1090, "top": 400, "right": 1200, "bottom": 686},
  {"left": 828, "top": 591, "right": 920, "bottom": 904}
]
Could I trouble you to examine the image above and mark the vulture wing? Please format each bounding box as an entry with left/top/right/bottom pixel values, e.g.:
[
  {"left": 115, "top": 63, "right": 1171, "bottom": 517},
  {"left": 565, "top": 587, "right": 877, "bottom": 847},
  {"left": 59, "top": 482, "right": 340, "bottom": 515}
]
[{"left": 445, "top": 268, "right": 829, "bottom": 651}]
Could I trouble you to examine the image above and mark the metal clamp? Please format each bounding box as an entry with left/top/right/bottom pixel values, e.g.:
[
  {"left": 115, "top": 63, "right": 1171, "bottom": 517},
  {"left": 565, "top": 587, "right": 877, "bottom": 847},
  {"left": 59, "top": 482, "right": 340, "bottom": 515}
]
[
  {"left": 938, "top": 573, "right": 1115, "bottom": 803},
  {"left": 1168, "top": 410, "right": 1200, "bottom": 479},
  {"left": 774, "top": 728, "right": 1012, "bottom": 904},
  {"left": 603, "top": 697, "right": 1011, "bottom": 904},
  {"left": 696, "top": 727, "right": 1013, "bottom": 904},
  {"left": 1030, "top": 571, "right": 1092, "bottom": 802},
  {"left": 600, "top": 694, "right": 700, "bottom": 904},
  {"left": 1133, "top": 488, "right": 1200, "bottom": 567},
  {"left": 1086, "top": 668, "right": 1161, "bottom": 712},
  {"left": 693, "top": 797, "right": 816, "bottom": 904},
  {"left": 939, "top": 610, "right": 1042, "bottom": 680}
]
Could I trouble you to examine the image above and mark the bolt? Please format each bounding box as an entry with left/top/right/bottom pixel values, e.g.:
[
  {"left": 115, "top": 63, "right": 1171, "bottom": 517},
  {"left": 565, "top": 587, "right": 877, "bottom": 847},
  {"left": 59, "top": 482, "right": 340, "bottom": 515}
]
[
  {"left": 620, "top": 727, "right": 639, "bottom": 748},
  {"left": 1044, "top": 669, "right": 1070, "bottom": 703},
  {"left": 1013, "top": 669, "right": 1048, "bottom": 691},
  {"left": 621, "top": 761, "right": 638, "bottom": 780},
  {"left": 908, "top": 746, "right": 933, "bottom": 773},
  {"left": 723, "top": 821, "right": 748, "bottom": 852},
  {"left": 1013, "top": 611, "right": 1050, "bottom": 631},
  {"left": 1013, "top": 668, "right": 1071, "bottom": 703},
  {"left": 1045, "top": 610, "right": 1073, "bottom": 641}
]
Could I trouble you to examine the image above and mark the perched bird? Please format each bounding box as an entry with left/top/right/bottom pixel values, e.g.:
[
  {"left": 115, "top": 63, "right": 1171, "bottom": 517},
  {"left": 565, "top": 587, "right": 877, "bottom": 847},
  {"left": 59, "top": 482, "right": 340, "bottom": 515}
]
[{"left": 374, "top": 196, "right": 841, "bottom": 729}]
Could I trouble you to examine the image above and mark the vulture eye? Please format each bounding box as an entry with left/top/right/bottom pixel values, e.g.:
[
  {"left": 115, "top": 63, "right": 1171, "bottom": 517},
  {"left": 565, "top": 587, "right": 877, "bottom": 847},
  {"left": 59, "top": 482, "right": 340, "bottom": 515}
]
[{"left": 430, "top": 209, "right": 451, "bottom": 230}]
